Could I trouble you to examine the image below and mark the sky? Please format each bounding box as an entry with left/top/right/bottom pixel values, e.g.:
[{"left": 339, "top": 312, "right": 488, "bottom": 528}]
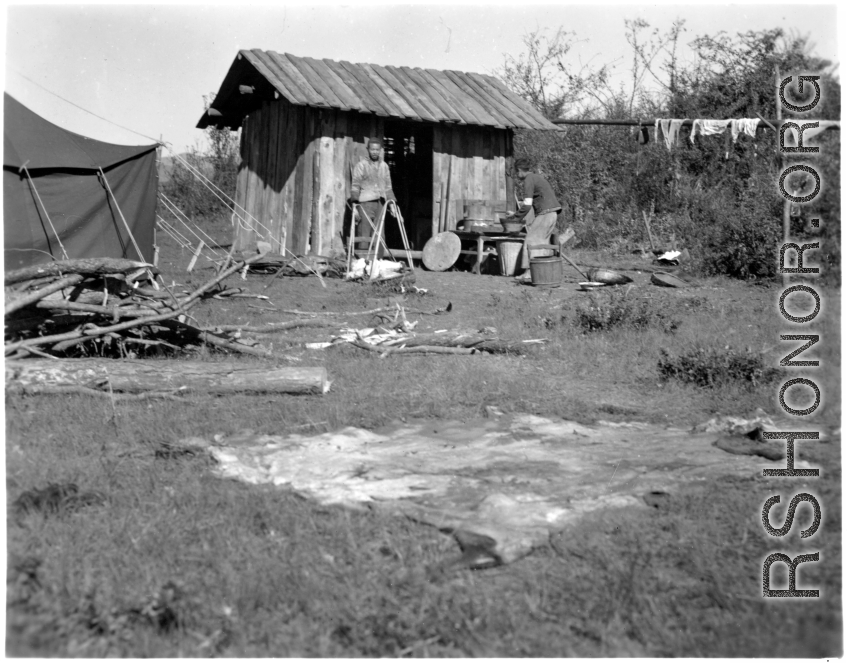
[{"left": 3, "top": 2, "right": 841, "bottom": 154}]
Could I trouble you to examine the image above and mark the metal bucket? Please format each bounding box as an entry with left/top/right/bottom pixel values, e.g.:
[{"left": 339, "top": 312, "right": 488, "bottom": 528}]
[
  {"left": 496, "top": 240, "right": 523, "bottom": 276},
  {"left": 529, "top": 256, "right": 563, "bottom": 288}
]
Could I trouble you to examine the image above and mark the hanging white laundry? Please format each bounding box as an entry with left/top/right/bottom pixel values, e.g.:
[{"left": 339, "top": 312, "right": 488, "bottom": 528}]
[
  {"left": 730, "top": 118, "right": 760, "bottom": 143},
  {"left": 667, "top": 119, "right": 686, "bottom": 148},
  {"left": 658, "top": 119, "right": 671, "bottom": 149},
  {"left": 690, "top": 119, "right": 731, "bottom": 143},
  {"left": 655, "top": 119, "right": 687, "bottom": 150}
]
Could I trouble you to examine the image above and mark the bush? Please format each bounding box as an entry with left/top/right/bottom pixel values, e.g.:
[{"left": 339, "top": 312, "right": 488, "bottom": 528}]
[
  {"left": 507, "top": 29, "right": 840, "bottom": 282},
  {"left": 657, "top": 346, "right": 781, "bottom": 388},
  {"left": 574, "top": 290, "right": 681, "bottom": 333}
]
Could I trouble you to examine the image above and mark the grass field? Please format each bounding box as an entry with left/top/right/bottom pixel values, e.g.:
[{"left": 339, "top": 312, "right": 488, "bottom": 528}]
[{"left": 6, "top": 216, "right": 842, "bottom": 656}]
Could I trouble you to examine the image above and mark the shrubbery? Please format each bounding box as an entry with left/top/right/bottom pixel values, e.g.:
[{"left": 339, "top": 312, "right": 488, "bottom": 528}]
[
  {"left": 574, "top": 290, "right": 681, "bottom": 333},
  {"left": 657, "top": 346, "right": 782, "bottom": 388},
  {"left": 507, "top": 28, "right": 840, "bottom": 282}
]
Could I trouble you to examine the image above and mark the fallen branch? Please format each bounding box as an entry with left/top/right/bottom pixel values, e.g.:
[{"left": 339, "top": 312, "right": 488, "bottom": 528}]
[
  {"left": 5, "top": 253, "right": 270, "bottom": 356},
  {"left": 207, "top": 319, "right": 339, "bottom": 334},
  {"left": 177, "top": 252, "right": 270, "bottom": 309},
  {"left": 5, "top": 258, "right": 155, "bottom": 286},
  {"left": 6, "top": 302, "right": 196, "bottom": 353},
  {"left": 351, "top": 340, "right": 474, "bottom": 356},
  {"left": 388, "top": 345, "right": 475, "bottom": 355},
  {"left": 158, "top": 319, "right": 274, "bottom": 358},
  {"left": 279, "top": 303, "right": 451, "bottom": 317},
  {"left": 5, "top": 274, "right": 86, "bottom": 316},
  {"left": 34, "top": 299, "right": 157, "bottom": 319}
]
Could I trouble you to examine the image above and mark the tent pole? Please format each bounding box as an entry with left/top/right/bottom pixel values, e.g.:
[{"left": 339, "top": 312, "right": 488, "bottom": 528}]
[
  {"left": 98, "top": 167, "right": 147, "bottom": 264},
  {"left": 21, "top": 164, "right": 69, "bottom": 260},
  {"left": 99, "top": 167, "right": 159, "bottom": 289}
]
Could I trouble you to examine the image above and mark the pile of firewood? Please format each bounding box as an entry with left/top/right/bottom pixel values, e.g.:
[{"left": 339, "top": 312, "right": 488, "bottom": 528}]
[{"left": 4, "top": 254, "right": 276, "bottom": 360}]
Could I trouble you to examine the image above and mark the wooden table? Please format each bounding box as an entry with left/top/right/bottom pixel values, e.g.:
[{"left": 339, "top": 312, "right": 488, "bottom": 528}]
[{"left": 454, "top": 231, "right": 525, "bottom": 275}]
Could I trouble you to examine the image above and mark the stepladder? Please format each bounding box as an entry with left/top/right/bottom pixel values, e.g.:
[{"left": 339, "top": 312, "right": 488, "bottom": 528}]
[{"left": 346, "top": 200, "right": 415, "bottom": 279}]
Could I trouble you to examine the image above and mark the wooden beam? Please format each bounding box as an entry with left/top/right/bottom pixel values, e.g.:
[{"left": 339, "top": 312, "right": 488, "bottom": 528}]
[
  {"left": 372, "top": 63, "right": 438, "bottom": 123},
  {"left": 442, "top": 70, "right": 508, "bottom": 128},
  {"left": 250, "top": 50, "right": 315, "bottom": 106},
  {"left": 323, "top": 58, "right": 388, "bottom": 117},
  {"left": 388, "top": 66, "right": 450, "bottom": 122},
  {"left": 338, "top": 60, "right": 402, "bottom": 118},
  {"left": 288, "top": 53, "right": 349, "bottom": 111},
  {"left": 400, "top": 66, "right": 464, "bottom": 124},
  {"left": 304, "top": 56, "right": 366, "bottom": 113},
  {"left": 551, "top": 117, "right": 840, "bottom": 130},
  {"left": 416, "top": 69, "right": 474, "bottom": 125},
  {"left": 360, "top": 62, "right": 420, "bottom": 120},
  {"left": 435, "top": 71, "right": 503, "bottom": 128}
]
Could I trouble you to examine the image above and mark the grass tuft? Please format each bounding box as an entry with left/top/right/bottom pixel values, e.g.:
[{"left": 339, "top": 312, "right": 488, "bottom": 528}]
[
  {"left": 574, "top": 289, "right": 682, "bottom": 333},
  {"left": 658, "top": 345, "right": 782, "bottom": 388}
]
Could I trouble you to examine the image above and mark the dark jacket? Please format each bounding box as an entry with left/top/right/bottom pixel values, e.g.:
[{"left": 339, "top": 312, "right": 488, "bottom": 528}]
[{"left": 514, "top": 172, "right": 561, "bottom": 221}]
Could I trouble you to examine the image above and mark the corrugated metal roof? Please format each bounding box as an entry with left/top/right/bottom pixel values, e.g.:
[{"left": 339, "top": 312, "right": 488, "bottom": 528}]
[{"left": 198, "top": 50, "right": 559, "bottom": 131}]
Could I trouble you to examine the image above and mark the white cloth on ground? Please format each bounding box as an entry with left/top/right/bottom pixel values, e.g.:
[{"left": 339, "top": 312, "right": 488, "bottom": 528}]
[
  {"left": 730, "top": 118, "right": 760, "bottom": 143},
  {"left": 690, "top": 119, "right": 731, "bottom": 142}
]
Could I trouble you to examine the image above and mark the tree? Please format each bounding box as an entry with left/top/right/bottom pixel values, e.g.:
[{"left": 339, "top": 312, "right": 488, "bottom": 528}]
[
  {"left": 495, "top": 28, "right": 593, "bottom": 120},
  {"left": 503, "top": 22, "right": 840, "bottom": 280},
  {"left": 160, "top": 93, "right": 241, "bottom": 221}
]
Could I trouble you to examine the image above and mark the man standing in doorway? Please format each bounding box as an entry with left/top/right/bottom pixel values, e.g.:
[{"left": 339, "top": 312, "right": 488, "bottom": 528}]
[
  {"left": 509, "top": 157, "right": 562, "bottom": 282},
  {"left": 351, "top": 138, "right": 395, "bottom": 258}
]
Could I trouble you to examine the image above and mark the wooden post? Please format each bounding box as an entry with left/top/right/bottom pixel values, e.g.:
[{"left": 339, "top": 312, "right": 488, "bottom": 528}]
[
  {"left": 505, "top": 130, "right": 515, "bottom": 213},
  {"left": 439, "top": 181, "right": 447, "bottom": 235},
  {"left": 155, "top": 134, "right": 162, "bottom": 267},
  {"left": 187, "top": 239, "right": 205, "bottom": 272}
]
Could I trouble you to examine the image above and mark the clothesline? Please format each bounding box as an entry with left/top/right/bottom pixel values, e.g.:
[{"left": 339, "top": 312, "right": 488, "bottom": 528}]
[{"left": 551, "top": 118, "right": 841, "bottom": 130}]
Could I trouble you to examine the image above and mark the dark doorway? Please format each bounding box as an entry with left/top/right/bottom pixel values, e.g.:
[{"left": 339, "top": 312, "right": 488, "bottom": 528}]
[{"left": 383, "top": 121, "right": 433, "bottom": 250}]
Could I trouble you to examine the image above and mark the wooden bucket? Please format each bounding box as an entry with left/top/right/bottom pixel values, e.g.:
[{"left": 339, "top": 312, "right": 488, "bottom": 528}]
[
  {"left": 496, "top": 240, "right": 523, "bottom": 276},
  {"left": 529, "top": 256, "right": 563, "bottom": 288},
  {"left": 528, "top": 243, "right": 563, "bottom": 288}
]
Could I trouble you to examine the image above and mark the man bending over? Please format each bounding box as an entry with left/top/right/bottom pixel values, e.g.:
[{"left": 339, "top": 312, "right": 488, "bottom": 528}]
[{"left": 510, "top": 158, "right": 562, "bottom": 282}]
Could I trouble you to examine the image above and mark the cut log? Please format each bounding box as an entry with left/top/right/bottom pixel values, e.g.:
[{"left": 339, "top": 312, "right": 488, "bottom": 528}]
[
  {"left": 5, "top": 258, "right": 155, "bottom": 285},
  {"left": 6, "top": 359, "right": 331, "bottom": 395}
]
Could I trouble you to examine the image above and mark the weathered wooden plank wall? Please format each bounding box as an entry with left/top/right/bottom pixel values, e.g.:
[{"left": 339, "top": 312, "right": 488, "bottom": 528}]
[
  {"left": 233, "top": 100, "right": 385, "bottom": 255},
  {"left": 234, "top": 101, "right": 512, "bottom": 252},
  {"left": 431, "top": 124, "right": 510, "bottom": 230}
]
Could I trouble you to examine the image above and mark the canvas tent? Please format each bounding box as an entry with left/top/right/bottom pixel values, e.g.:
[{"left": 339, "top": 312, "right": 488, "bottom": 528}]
[{"left": 3, "top": 93, "right": 159, "bottom": 270}]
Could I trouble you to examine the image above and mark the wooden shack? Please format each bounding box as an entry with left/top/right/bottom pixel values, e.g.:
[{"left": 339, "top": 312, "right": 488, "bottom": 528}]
[{"left": 198, "top": 50, "right": 559, "bottom": 255}]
